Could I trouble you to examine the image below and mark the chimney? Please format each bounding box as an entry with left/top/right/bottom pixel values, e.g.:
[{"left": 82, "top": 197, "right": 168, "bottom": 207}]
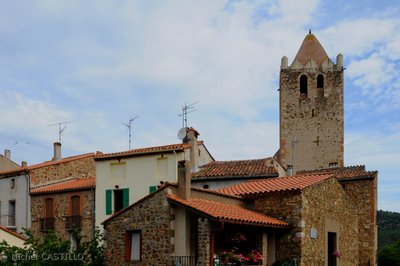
[
  {"left": 177, "top": 160, "right": 191, "bottom": 200},
  {"left": 287, "top": 165, "right": 293, "bottom": 176},
  {"left": 21, "top": 161, "right": 27, "bottom": 167},
  {"left": 4, "top": 149, "right": 11, "bottom": 160},
  {"left": 52, "top": 142, "right": 62, "bottom": 161},
  {"left": 184, "top": 127, "right": 199, "bottom": 172}
]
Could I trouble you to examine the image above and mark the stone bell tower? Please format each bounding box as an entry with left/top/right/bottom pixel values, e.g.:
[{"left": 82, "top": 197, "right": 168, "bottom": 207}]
[{"left": 277, "top": 32, "right": 344, "bottom": 174}]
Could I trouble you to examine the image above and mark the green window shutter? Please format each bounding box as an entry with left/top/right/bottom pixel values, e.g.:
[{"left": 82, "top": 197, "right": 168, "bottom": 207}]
[
  {"left": 149, "top": 186, "right": 157, "bottom": 194},
  {"left": 106, "top": 189, "right": 112, "bottom": 215},
  {"left": 122, "top": 188, "right": 129, "bottom": 208}
]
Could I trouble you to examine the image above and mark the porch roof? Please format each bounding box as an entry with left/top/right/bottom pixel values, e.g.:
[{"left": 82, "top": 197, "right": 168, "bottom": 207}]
[{"left": 167, "top": 194, "right": 289, "bottom": 228}]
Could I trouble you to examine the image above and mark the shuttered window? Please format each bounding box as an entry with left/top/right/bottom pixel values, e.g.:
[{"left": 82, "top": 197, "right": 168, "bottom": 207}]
[{"left": 105, "top": 190, "right": 112, "bottom": 215}]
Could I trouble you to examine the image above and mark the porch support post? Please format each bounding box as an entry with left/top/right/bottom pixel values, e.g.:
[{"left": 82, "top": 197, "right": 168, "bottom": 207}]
[
  {"left": 197, "top": 218, "right": 211, "bottom": 266},
  {"left": 262, "top": 232, "right": 268, "bottom": 266}
]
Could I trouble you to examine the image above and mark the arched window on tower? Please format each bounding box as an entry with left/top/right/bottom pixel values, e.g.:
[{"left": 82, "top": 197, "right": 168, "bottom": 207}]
[
  {"left": 317, "top": 74, "right": 324, "bottom": 97},
  {"left": 300, "top": 75, "right": 308, "bottom": 96}
]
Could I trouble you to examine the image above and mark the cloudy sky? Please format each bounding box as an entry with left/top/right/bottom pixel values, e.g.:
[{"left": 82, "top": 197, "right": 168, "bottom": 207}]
[{"left": 0, "top": 0, "right": 399, "bottom": 211}]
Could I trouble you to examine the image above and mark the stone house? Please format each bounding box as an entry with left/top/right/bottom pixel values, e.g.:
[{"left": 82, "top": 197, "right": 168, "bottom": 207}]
[
  {"left": 102, "top": 159, "right": 290, "bottom": 266},
  {"left": 94, "top": 128, "right": 214, "bottom": 232},
  {"left": 0, "top": 142, "right": 97, "bottom": 239},
  {"left": 30, "top": 178, "right": 96, "bottom": 245}
]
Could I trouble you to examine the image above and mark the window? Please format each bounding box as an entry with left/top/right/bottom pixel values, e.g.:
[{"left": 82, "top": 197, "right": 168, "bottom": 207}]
[
  {"left": 125, "top": 230, "right": 141, "bottom": 261},
  {"left": 10, "top": 178, "right": 15, "bottom": 189},
  {"left": 41, "top": 198, "right": 55, "bottom": 231},
  {"left": 329, "top": 162, "right": 338, "bottom": 168},
  {"left": 66, "top": 196, "right": 81, "bottom": 230},
  {"left": 105, "top": 188, "right": 129, "bottom": 215},
  {"left": 317, "top": 74, "right": 324, "bottom": 88},
  {"left": 300, "top": 75, "right": 308, "bottom": 96},
  {"left": 8, "top": 201, "right": 15, "bottom": 227},
  {"left": 149, "top": 186, "right": 157, "bottom": 194}
]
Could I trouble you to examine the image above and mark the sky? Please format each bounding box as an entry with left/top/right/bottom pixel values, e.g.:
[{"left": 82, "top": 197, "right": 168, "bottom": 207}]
[{"left": 0, "top": 0, "right": 399, "bottom": 211}]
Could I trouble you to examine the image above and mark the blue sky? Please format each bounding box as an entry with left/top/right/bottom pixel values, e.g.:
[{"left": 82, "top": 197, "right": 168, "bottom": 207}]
[{"left": 0, "top": 0, "right": 399, "bottom": 211}]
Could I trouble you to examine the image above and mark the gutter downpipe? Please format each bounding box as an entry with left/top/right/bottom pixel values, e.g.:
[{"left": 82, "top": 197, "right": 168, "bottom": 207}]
[
  {"left": 23, "top": 172, "right": 30, "bottom": 231},
  {"left": 91, "top": 187, "right": 95, "bottom": 240}
]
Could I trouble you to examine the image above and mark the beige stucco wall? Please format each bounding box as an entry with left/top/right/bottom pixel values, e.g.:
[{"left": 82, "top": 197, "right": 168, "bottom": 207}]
[{"left": 0, "top": 229, "right": 25, "bottom": 247}]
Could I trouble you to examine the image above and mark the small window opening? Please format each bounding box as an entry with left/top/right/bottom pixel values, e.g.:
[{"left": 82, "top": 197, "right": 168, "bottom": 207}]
[
  {"left": 114, "top": 189, "right": 124, "bottom": 213},
  {"left": 203, "top": 184, "right": 209, "bottom": 189},
  {"left": 329, "top": 162, "right": 338, "bottom": 168},
  {"left": 300, "top": 75, "right": 308, "bottom": 96},
  {"left": 10, "top": 178, "right": 15, "bottom": 189},
  {"left": 317, "top": 74, "right": 324, "bottom": 88}
]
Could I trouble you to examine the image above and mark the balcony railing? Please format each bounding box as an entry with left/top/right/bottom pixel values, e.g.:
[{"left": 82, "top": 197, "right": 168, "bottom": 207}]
[
  {"left": 65, "top": 215, "right": 82, "bottom": 230},
  {"left": 40, "top": 217, "right": 55, "bottom": 231},
  {"left": 171, "top": 256, "right": 198, "bottom": 266}
]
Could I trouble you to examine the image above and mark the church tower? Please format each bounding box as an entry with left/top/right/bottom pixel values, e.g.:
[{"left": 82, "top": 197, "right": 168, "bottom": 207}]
[{"left": 277, "top": 32, "right": 344, "bottom": 174}]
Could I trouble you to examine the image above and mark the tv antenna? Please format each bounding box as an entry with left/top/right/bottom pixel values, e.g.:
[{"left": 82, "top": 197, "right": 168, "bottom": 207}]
[
  {"left": 48, "top": 120, "right": 76, "bottom": 143},
  {"left": 123, "top": 116, "right": 138, "bottom": 150},
  {"left": 178, "top": 101, "right": 198, "bottom": 128}
]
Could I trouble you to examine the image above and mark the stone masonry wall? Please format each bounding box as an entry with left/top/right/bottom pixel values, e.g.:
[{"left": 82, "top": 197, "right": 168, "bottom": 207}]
[
  {"left": 279, "top": 65, "right": 344, "bottom": 173},
  {"left": 301, "top": 177, "right": 359, "bottom": 266},
  {"left": 30, "top": 189, "right": 95, "bottom": 242},
  {"left": 255, "top": 190, "right": 303, "bottom": 262},
  {"left": 30, "top": 156, "right": 95, "bottom": 186},
  {"left": 342, "top": 178, "right": 377, "bottom": 266},
  {"left": 197, "top": 218, "right": 211, "bottom": 266},
  {"left": 103, "top": 188, "right": 173, "bottom": 266}
]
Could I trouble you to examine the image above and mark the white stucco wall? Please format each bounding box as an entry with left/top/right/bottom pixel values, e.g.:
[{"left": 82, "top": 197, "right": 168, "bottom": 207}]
[{"left": 0, "top": 173, "right": 31, "bottom": 234}]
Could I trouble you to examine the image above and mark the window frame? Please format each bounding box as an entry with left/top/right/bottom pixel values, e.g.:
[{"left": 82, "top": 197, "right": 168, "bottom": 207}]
[{"left": 125, "top": 230, "right": 142, "bottom": 262}]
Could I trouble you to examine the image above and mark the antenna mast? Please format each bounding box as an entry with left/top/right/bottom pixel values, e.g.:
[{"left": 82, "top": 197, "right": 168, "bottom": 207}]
[
  {"left": 123, "top": 116, "right": 138, "bottom": 150},
  {"left": 48, "top": 120, "right": 76, "bottom": 143},
  {"left": 179, "top": 101, "right": 198, "bottom": 128}
]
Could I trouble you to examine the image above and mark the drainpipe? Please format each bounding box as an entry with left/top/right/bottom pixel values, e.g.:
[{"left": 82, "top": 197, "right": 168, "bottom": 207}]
[
  {"left": 23, "top": 171, "right": 30, "bottom": 231},
  {"left": 91, "top": 187, "right": 95, "bottom": 240}
]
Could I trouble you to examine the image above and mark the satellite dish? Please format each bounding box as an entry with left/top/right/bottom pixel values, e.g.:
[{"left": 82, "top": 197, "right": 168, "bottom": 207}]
[{"left": 177, "top": 127, "right": 187, "bottom": 140}]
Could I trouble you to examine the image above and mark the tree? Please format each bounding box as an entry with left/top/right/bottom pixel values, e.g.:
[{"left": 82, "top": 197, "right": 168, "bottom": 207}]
[
  {"left": 0, "top": 229, "right": 104, "bottom": 266},
  {"left": 378, "top": 240, "right": 400, "bottom": 266}
]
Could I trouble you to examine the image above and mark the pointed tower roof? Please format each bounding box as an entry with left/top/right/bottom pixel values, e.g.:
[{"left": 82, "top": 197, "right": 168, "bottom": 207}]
[{"left": 294, "top": 32, "right": 329, "bottom": 66}]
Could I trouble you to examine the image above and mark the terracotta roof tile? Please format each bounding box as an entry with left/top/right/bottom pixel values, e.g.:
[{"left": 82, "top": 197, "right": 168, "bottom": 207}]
[
  {"left": 297, "top": 165, "right": 377, "bottom": 180},
  {"left": 0, "top": 152, "right": 96, "bottom": 176},
  {"left": 294, "top": 33, "right": 329, "bottom": 66},
  {"left": 95, "top": 142, "right": 204, "bottom": 160},
  {"left": 217, "top": 173, "right": 332, "bottom": 197},
  {"left": 30, "top": 178, "right": 96, "bottom": 194},
  {"left": 167, "top": 194, "right": 289, "bottom": 228},
  {"left": 192, "top": 158, "right": 277, "bottom": 179}
]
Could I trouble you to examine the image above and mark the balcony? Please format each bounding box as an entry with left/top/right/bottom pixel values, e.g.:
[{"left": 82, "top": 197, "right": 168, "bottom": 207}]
[
  {"left": 65, "top": 215, "right": 82, "bottom": 230},
  {"left": 40, "top": 217, "right": 55, "bottom": 231},
  {"left": 171, "top": 256, "right": 198, "bottom": 266}
]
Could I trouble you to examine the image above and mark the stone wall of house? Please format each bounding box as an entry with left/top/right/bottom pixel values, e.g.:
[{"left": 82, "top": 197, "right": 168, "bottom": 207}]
[
  {"left": 30, "top": 189, "right": 95, "bottom": 242},
  {"left": 197, "top": 218, "right": 211, "bottom": 266},
  {"left": 301, "top": 177, "right": 359, "bottom": 266},
  {"left": 103, "top": 188, "right": 173, "bottom": 266},
  {"left": 342, "top": 178, "right": 377, "bottom": 265},
  {"left": 279, "top": 62, "right": 344, "bottom": 173},
  {"left": 30, "top": 156, "right": 95, "bottom": 186},
  {"left": 255, "top": 190, "right": 303, "bottom": 262}
]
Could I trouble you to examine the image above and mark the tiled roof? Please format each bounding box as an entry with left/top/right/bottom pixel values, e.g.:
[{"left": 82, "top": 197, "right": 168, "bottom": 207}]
[
  {"left": 30, "top": 178, "right": 96, "bottom": 195},
  {"left": 294, "top": 33, "right": 329, "bottom": 66},
  {"left": 0, "top": 152, "right": 96, "bottom": 176},
  {"left": 0, "top": 225, "right": 26, "bottom": 241},
  {"left": 94, "top": 142, "right": 204, "bottom": 160},
  {"left": 217, "top": 173, "right": 332, "bottom": 197},
  {"left": 192, "top": 158, "right": 277, "bottom": 179},
  {"left": 297, "top": 165, "right": 378, "bottom": 180},
  {"left": 167, "top": 194, "right": 289, "bottom": 228}
]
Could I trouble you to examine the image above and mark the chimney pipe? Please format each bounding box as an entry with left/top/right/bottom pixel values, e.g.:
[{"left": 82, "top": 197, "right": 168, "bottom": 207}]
[
  {"left": 21, "top": 161, "right": 27, "bottom": 167},
  {"left": 185, "top": 127, "right": 199, "bottom": 172},
  {"left": 287, "top": 165, "right": 293, "bottom": 176},
  {"left": 4, "top": 149, "right": 11, "bottom": 160},
  {"left": 52, "top": 142, "right": 62, "bottom": 161},
  {"left": 177, "top": 160, "right": 191, "bottom": 200}
]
